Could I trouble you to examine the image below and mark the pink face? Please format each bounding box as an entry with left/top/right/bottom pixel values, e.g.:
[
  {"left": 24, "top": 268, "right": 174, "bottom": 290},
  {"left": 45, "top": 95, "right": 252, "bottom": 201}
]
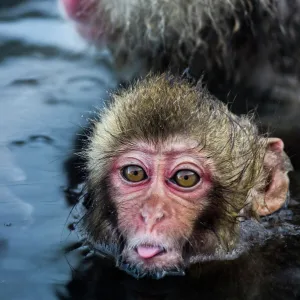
[
  {"left": 60, "top": 0, "right": 108, "bottom": 43},
  {"left": 109, "top": 140, "right": 213, "bottom": 271}
]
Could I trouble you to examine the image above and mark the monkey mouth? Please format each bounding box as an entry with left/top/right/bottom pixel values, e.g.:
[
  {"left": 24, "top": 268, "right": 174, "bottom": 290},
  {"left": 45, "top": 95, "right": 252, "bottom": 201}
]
[
  {"left": 135, "top": 244, "right": 167, "bottom": 259},
  {"left": 118, "top": 245, "right": 185, "bottom": 279},
  {"left": 115, "top": 241, "right": 186, "bottom": 279}
]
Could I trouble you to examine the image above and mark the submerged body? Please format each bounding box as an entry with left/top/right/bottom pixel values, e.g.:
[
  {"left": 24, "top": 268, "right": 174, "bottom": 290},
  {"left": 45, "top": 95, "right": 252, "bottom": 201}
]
[{"left": 72, "top": 74, "right": 293, "bottom": 278}]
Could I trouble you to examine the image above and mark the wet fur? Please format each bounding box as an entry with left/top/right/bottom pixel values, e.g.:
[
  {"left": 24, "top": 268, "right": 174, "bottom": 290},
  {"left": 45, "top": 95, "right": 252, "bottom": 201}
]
[{"left": 96, "top": 0, "right": 300, "bottom": 84}]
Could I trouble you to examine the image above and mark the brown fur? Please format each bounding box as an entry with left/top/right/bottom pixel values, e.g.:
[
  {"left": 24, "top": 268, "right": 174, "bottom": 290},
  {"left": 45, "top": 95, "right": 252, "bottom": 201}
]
[{"left": 76, "top": 74, "right": 291, "bottom": 277}]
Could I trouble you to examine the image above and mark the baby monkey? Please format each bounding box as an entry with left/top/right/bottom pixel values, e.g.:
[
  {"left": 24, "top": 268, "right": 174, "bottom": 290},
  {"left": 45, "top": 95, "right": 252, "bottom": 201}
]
[{"left": 79, "top": 74, "right": 292, "bottom": 279}]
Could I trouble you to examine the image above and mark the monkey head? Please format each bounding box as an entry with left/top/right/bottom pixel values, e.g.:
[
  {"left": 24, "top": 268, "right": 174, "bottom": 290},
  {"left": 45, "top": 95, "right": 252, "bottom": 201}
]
[
  {"left": 58, "top": 0, "right": 243, "bottom": 69},
  {"left": 80, "top": 75, "right": 292, "bottom": 279}
]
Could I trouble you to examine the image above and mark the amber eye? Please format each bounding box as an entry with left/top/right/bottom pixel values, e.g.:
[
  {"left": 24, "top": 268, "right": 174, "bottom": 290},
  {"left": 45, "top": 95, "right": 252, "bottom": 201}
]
[
  {"left": 121, "top": 165, "right": 147, "bottom": 182},
  {"left": 172, "top": 169, "right": 200, "bottom": 188}
]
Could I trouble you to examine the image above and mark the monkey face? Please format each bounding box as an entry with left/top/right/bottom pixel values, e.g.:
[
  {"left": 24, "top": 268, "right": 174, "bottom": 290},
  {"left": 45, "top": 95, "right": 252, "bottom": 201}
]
[
  {"left": 82, "top": 75, "right": 292, "bottom": 279},
  {"left": 106, "top": 139, "right": 213, "bottom": 276}
]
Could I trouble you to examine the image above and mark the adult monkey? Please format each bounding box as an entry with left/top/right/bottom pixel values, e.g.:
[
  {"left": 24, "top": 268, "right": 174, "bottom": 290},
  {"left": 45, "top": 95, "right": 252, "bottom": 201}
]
[
  {"left": 71, "top": 74, "right": 293, "bottom": 279},
  {"left": 60, "top": 0, "right": 300, "bottom": 168}
]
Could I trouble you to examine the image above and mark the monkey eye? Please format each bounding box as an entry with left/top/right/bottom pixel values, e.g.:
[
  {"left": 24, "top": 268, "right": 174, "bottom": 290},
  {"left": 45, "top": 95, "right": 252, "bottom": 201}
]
[
  {"left": 171, "top": 169, "right": 200, "bottom": 188},
  {"left": 121, "top": 165, "right": 148, "bottom": 183}
]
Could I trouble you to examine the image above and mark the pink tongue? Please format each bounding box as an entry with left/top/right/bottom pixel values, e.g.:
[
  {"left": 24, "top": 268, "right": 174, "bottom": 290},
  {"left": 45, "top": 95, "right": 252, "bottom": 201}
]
[{"left": 137, "top": 246, "right": 162, "bottom": 259}]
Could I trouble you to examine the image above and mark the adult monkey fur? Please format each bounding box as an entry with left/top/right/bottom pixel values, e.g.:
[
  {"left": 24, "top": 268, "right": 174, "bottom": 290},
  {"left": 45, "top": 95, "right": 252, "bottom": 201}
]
[
  {"left": 60, "top": 0, "right": 300, "bottom": 168},
  {"left": 60, "top": 0, "right": 300, "bottom": 80},
  {"left": 73, "top": 74, "right": 293, "bottom": 279}
]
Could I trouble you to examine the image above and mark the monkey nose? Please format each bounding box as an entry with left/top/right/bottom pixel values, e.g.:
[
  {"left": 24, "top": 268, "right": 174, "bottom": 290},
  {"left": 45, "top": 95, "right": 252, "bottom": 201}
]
[{"left": 140, "top": 210, "right": 165, "bottom": 226}]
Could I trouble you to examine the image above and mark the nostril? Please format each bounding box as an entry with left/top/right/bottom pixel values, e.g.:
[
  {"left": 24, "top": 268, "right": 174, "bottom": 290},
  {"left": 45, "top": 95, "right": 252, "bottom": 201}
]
[
  {"left": 140, "top": 209, "right": 147, "bottom": 218},
  {"left": 140, "top": 209, "right": 164, "bottom": 225},
  {"left": 155, "top": 211, "right": 164, "bottom": 221},
  {"left": 140, "top": 212, "right": 147, "bottom": 223}
]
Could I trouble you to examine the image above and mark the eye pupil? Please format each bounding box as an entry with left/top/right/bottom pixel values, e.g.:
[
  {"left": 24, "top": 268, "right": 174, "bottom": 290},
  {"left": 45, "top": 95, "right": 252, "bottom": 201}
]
[
  {"left": 133, "top": 171, "right": 138, "bottom": 176},
  {"left": 184, "top": 175, "right": 189, "bottom": 180}
]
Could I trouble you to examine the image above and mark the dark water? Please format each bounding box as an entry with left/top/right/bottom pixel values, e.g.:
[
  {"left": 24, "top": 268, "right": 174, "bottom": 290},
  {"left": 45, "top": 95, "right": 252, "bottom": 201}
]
[
  {"left": 0, "top": 1, "right": 300, "bottom": 300},
  {"left": 0, "top": 1, "right": 116, "bottom": 299}
]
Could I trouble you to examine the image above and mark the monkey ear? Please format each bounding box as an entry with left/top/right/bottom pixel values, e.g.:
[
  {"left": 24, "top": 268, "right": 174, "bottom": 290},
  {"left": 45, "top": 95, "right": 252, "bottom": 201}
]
[{"left": 255, "top": 138, "right": 293, "bottom": 216}]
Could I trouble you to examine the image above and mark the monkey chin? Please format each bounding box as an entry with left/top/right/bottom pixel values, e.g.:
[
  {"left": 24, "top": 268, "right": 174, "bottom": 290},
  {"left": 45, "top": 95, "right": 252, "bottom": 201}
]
[
  {"left": 118, "top": 247, "right": 186, "bottom": 279},
  {"left": 114, "top": 237, "right": 186, "bottom": 279}
]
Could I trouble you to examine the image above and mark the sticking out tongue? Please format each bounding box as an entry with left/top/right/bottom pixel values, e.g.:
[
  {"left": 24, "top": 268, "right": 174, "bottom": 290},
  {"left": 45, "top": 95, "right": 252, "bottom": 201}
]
[{"left": 137, "top": 245, "right": 163, "bottom": 259}]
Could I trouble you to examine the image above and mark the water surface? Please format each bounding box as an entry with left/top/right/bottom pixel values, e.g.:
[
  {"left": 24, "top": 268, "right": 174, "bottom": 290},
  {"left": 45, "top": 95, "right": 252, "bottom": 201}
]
[{"left": 0, "top": 1, "right": 116, "bottom": 299}]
